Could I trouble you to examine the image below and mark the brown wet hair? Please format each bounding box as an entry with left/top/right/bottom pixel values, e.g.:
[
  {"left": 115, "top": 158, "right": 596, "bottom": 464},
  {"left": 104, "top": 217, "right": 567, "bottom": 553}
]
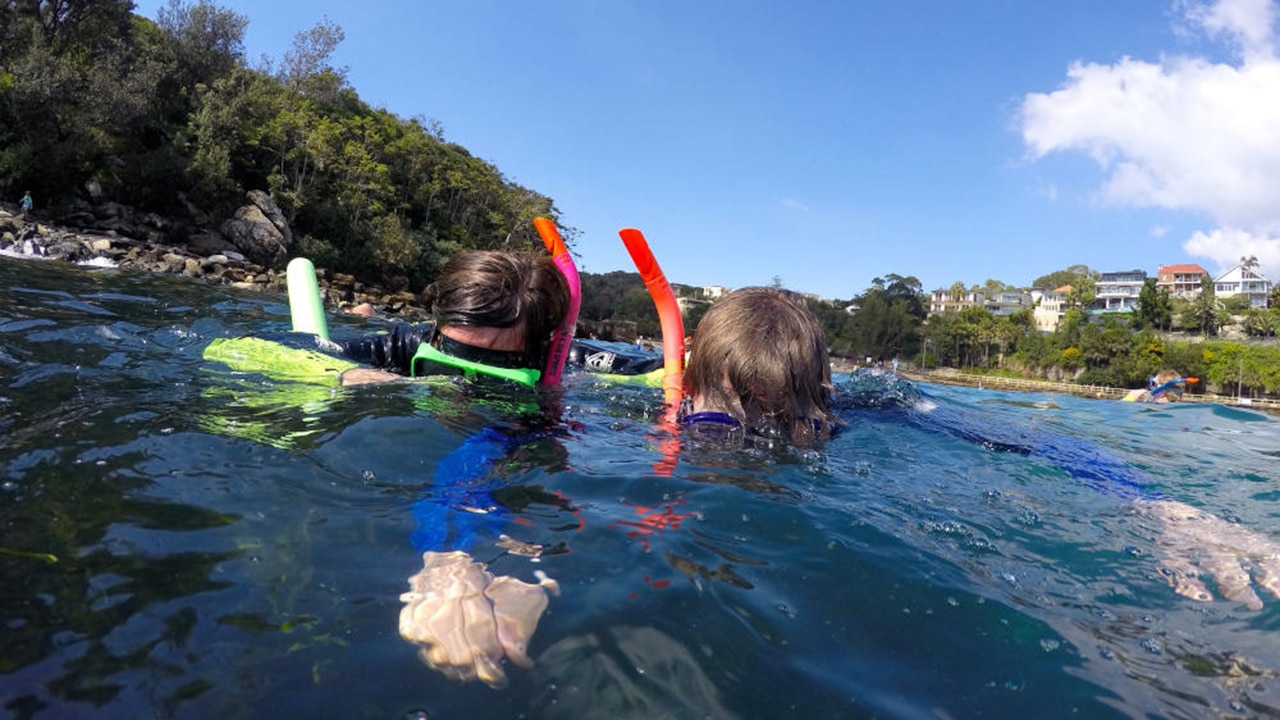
[
  {"left": 425, "top": 250, "right": 569, "bottom": 365},
  {"left": 685, "top": 286, "right": 833, "bottom": 444}
]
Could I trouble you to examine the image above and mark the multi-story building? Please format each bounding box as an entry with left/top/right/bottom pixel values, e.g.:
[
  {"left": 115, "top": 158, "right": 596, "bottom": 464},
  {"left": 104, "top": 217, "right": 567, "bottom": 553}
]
[
  {"left": 1033, "top": 285, "right": 1070, "bottom": 332},
  {"left": 928, "top": 289, "right": 1033, "bottom": 317},
  {"left": 928, "top": 288, "right": 974, "bottom": 314},
  {"left": 702, "top": 285, "right": 729, "bottom": 300},
  {"left": 1214, "top": 262, "right": 1272, "bottom": 308},
  {"left": 1094, "top": 269, "right": 1146, "bottom": 313},
  {"left": 1156, "top": 264, "right": 1208, "bottom": 298}
]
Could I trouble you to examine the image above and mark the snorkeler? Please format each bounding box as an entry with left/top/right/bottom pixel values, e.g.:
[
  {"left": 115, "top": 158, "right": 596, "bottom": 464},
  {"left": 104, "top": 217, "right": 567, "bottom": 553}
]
[
  {"left": 320, "top": 249, "right": 573, "bottom": 687},
  {"left": 334, "top": 250, "right": 568, "bottom": 387},
  {"left": 1123, "top": 368, "right": 1192, "bottom": 403},
  {"left": 669, "top": 287, "right": 1280, "bottom": 610},
  {"left": 681, "top": 286, "right": 837, "bottom": 446}
]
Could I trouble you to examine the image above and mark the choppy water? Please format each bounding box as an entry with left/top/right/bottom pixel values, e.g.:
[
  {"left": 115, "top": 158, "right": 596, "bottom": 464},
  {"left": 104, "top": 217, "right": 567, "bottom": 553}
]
[{"left": 3, "top": 257, "right": 1280, "bottom": 720}]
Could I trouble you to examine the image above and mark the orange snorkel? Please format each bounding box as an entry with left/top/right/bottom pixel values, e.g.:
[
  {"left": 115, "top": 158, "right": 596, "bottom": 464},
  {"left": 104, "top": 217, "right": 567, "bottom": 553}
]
[
  {"left": 619, "top": 228, "right": 684, "bottom": 477},
  {"left": 618, "top": 228, "right": 685, "bottom": 409},
  {"left": 533, "top": 217, "right": 581, "bottom": 386}
]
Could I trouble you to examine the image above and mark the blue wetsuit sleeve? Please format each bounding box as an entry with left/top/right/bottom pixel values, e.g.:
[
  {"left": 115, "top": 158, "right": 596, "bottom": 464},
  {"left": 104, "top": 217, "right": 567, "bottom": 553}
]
[
  {"left": 336, "top": 322, "right": 432, "bottom": 375},
  {"left": 908, "top": 399, "right": 1157, "bottom": 502},
  {"left": 410, "top": 426, "right": 523, "bottom": 552},
  {"left": 834, "top": 373, "right": 1158, "bottom": 502}
]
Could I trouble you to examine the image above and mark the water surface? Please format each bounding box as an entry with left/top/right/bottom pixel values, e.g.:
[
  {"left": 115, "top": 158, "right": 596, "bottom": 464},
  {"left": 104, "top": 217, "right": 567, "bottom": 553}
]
[{"left": 3, "top": 257, "right": 1280, "bottom": 719}]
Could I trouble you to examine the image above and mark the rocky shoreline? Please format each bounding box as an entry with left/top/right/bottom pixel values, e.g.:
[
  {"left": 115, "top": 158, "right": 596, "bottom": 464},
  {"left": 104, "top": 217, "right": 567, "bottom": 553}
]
[{"left": 0, "top": 197, "right": 432, "bottom": 322}]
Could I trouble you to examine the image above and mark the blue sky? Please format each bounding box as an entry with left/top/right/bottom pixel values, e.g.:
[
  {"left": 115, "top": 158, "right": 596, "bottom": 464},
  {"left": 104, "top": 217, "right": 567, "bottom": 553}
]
[{"left": 134, "top": 0, "right": 1280, "bottom": 299}]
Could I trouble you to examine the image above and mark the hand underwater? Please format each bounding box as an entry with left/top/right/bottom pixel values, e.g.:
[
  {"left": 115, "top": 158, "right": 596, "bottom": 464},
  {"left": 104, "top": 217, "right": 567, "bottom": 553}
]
[
  {"left": 1138, "top": 499, "right": 1280, "bottom": 611},
  {"left": 399, "top": 550, "right": 559, "bottom": 687},
  {"left": 340, "top": 367, "right": 402, "bottom": 386}
]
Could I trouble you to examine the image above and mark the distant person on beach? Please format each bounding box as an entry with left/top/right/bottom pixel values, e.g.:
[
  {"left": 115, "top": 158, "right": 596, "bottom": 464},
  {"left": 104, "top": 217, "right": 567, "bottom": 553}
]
[
  {"left": 19, "top": 191, "right": 32, "bottom": 221},
  {"left": 1123, "top": 369, "right": 1188, "bottom": 403}
]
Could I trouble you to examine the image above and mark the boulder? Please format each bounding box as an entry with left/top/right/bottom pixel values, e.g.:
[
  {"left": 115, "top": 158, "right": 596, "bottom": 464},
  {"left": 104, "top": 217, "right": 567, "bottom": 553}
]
[{"left": 220, "top": 191, "right": 292, "bottom": 268}]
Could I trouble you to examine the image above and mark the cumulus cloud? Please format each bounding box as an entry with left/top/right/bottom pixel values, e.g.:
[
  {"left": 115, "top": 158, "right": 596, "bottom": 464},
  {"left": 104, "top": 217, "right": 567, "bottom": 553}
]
[{"left": 1020, "top": 0, "right": 1280, "bottom": 274}]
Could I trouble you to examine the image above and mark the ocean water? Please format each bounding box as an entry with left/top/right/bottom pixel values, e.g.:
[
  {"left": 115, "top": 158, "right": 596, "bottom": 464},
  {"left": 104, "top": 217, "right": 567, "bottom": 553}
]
[{"left": 3, "top": 257, "right": 1280, "bottom": 720}]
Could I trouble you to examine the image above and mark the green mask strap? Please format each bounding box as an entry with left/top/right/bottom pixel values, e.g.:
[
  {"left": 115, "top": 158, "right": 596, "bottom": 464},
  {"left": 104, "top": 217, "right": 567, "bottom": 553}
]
[{"left": 410, "top": 342, "right": 541, "bottom": 387}]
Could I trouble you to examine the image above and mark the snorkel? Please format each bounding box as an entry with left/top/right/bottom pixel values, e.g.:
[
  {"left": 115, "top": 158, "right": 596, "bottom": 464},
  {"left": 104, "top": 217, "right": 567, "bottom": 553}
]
[
  {"left": 409, "top": 341, "right": 541, "bottom": 386},
  {"left": 1148, "top": 375, "right": 1196, "bottom": 400},
  {"left": 287, "top": 257, "right": 330, "bottom": 340},
  {"left": 619, "top": 228, "right": 685, "bottom": 477},
  {"left": 533, "top": 217, "right": 581, "bottom": 386},
  {"left": 618, "top": 228, "right": 685, "bottom": 408}
]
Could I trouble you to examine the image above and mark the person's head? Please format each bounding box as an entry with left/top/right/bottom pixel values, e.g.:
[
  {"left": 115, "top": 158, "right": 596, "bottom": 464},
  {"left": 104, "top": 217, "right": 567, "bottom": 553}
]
[
  {"left": 684, "top": 286, "right": 833, "bottom": 444},
  {"left": 425, "top": 250, "right": 569, "bottom": 368},
  {"left": 1148, "top": 368, "right": 1185, "bottom": 402}
]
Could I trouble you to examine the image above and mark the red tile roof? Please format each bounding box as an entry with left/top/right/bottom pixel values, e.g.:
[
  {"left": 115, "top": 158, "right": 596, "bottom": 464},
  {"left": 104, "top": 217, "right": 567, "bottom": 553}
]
[{"left": 1157, "top": 263, "right": 1207, "bottom": 275}]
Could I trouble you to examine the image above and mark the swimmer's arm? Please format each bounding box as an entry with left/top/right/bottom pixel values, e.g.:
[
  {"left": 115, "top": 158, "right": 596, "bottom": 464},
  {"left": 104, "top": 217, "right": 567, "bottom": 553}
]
[{"left": 335, "top": 322, "right": 432, "bottom": 374}]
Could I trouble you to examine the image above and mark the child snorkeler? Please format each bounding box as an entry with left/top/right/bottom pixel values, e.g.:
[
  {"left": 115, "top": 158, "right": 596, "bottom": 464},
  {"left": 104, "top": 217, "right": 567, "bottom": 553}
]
[
  {"left": 1123, "top": 369, "right": 1189, "bottom": 403},
  {"left": 681, "top": 286, "right": 837, "bottom": 446},
  {"left": 670, "top": 287, "right": 1280, "bottom": 610}
]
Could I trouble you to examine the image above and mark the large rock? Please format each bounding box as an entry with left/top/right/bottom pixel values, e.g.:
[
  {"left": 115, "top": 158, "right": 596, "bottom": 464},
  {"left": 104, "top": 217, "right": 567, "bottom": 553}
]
[{"left": 220, "top": 191, "right": 293, "bottom": 268}]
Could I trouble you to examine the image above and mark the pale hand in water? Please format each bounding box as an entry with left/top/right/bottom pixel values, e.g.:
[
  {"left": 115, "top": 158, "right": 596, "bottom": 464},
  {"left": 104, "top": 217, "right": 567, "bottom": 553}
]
[
  {"left": 340, "top": 367, "right": 402, "bottom": 386},
  {"left": 1139, "top": 499, "right": 1280, "bottom": 610},
  {"left": 399, "top": 551, "right": 559, "bottom": 687}
]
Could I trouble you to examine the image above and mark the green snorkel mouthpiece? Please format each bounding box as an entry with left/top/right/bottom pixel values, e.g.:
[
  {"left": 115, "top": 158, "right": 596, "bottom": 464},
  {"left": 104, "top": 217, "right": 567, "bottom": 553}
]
[{"left": 410, "top": 342, "right": 541, "bottom": 386}]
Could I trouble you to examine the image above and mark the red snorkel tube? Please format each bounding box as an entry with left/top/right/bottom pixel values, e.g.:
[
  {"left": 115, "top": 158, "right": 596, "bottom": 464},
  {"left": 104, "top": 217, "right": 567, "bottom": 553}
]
[
  {"left": 534, "top": 217, "right": 581, "bottom": 386},
  {"left": 618, "top": 228, "right": 685, "bottom": 408}
]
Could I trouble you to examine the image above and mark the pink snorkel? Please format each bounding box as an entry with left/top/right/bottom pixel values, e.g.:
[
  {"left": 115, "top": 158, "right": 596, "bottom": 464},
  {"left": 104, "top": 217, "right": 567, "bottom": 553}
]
[{"left": 533, "top": 217, "right": 581, "bottom": 385}]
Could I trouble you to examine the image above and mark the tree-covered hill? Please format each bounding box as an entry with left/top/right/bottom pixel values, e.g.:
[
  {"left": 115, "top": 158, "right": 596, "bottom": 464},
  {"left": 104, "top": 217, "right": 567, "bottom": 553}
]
[{"left": 0, "top": 0, "right": 568, "bottom": 291}]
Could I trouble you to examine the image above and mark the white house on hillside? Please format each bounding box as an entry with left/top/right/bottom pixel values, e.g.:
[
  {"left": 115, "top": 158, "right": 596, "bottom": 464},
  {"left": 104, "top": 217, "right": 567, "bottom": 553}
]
[
  {"left": 927, "top": 289, "right": 1033, "bottom": 317},
  {"left": 1094, "top": 269, "right": 1146, "bottom": 313},
  {"left": 1034, "top": 285, "right": 1070, "bottom": 332},
  {"left": 702, "top": 285, "right": 729, "bottom": 300},
  {"left": 1214, "top": 262, "right": 1272, "bottom": 308}
]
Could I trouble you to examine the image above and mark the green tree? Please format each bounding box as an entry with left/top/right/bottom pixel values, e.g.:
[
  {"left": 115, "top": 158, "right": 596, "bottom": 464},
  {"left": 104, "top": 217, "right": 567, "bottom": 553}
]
[
  {"left": 1033, "top": 264, "right": 1098, "bottom": 291},
  {"left": 1134, "top": 278, "right": 1172, "bottom": 330},
  {"left": 1187, "top": 275, "right": 1222, "bottom": 336},
  {"left": 846, "top": 274, "right": 925, "bottom": 360}
]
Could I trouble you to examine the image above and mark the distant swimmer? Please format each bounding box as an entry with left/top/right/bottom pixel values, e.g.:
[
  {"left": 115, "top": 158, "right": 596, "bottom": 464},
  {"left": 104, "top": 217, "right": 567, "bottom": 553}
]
[{"left": 1123, "top": 369, "right": 1193, "bottom": 403}]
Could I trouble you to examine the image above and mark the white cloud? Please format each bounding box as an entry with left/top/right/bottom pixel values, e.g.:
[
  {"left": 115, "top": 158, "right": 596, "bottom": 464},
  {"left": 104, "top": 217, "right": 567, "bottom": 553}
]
[
  {"left": 1020, "top": 0, "right": 1280, "bottom": 274},
  {"left": 1179, "top": 0, "right": 1277, "bottom": 59},
  {"left": 1151, "top": 225, "right": 1170, "bottom": 238},
  {"left": 1183, "top": 226, "right": 1280, "bottom": 273}
]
